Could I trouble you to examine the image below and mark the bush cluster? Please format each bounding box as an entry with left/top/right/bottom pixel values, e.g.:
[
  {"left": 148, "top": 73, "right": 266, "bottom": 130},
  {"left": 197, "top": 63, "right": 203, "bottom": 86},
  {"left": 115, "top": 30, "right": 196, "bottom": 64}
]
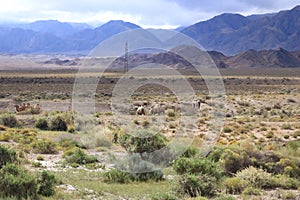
[
  {"left": 0, "top": 164, "right": 57, "bottom": 199},
  {"left": 173, "top": 157, "right": 223, "bottom": 197}
]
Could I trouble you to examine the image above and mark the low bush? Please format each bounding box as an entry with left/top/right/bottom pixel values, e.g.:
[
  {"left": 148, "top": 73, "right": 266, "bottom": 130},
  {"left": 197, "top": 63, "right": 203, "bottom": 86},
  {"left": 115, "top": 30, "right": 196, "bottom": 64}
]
[
  {"left": 165, "top": 109, "right": 176, "bottom": 117},
  {"left": 222, "top": 177, "right": 248, "bottom": 194},
  {"left": 281, "top": 124, "right": 293, "bottom": 130},
  {"left": 0, "top": 132, "right": 12, "bottom": 142},
  {"left": 0, "top": 164, "right": 38, "bottom": 199},
  {"left": 270, "top": 175, "right": 300, "bottom": 189},
  {"left": 0, "top": 164, "right": 58, "bottom": 199},
  {"left": 50, "top": 115, "right": 67, "bottom": 131},
  {"left": 37, "top": 171, "right": 58, "bottom": 197},
  {"left": 65, "top": 148, "right": 97, "bottom": 165},
  {"left": 223, "top": 127, "right": 232, "bottom": 133},
  {"left": 173, "top": 157, "right": 223, "bottom": 179},
  {"left": 120, "top": 130, "right": 167, "bottom": 154},
  {"left": 173, "top": 157, "right": 223, "bottom": 197},
  {"left": 236, "top": 166, "right": 271, "bottom": 189},
  {"left": 181, "top": 146, "right": 199, "bottom": 158},
  {"left": 0, "top": 113, "right": 19, "bottom": 128},
  {"left": 35, "top": 118, "right": 49, "bottom": 130},
  {"left": 31, "top": 139, "right": 58, "bottom": 154},
  {"left": 220, "top": 149, "right": 252, "bottom": 174},
  {"left": 103, "top": 168, "right": 132, "bottom": 184},
  {"left": 176, "top": 174, "right": 218, "bottom": 197},
  {"left": 58, "top": 138, "right": 80, "bottom": 150},
  {"left": 0, "top": 144, "right": 17, "bottom": 168},
  {"left": 131, "top": 169, "right": 164, "bottom": 182},
  {"left": 241, "top": 187, "right": 260, "bottom": 196}
]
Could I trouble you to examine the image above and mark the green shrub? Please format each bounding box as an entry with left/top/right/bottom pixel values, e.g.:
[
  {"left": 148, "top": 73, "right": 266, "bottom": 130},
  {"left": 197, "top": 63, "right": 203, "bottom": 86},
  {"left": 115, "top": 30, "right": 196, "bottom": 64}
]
[
  {"left": 31, "top": 139, "right": 58, "bottom": 154},
  {"left": 236, "top": 166, "right": 272, "bottom": 189},
  {"left": 103, "top": 169, "right": 133, "bottom": 184},
  {"left": 0, "top": 164, "right": 38, "bottom": 199},
  {"left": 271, "top": 175, "right": 300, "bottom": 189},
  {"left": 173, "top": 158, "right": 223, "bottom": 197},
  {"left": 0, "top": 144, "right": 17, "bottom": 168},
  {"left": 241, "top": 187, "right": 260, "bottom": 196},
  {"left": 37, "top": 171, "right": 57, "bottom": 197},
  {"left": 220, "top": 149, "right": 251, "bottom": 174},
  {"left": 176, "top": 174, "right": 218, "bottom": 197},
  {"left": 50, "top": 115, "right": 67, "bottom": 131},
  {"left": 35, "top": 118, "right": 49, "bottom": 130},
  {"left": 281, "top": 124, "right": 293, "bottom": 130},
  {"left": 120, "top": 130, "right": 167, "bottom": 154},
  {"left": 266, "top": 131, "right": 274, "bottom": 138},
  {"left": 58, "top": 138, "right": 80, "bottom": 150},
  {"left": 131, "top": 169, "right": 164, "bottom": 182},
  {"left": 281, "top": 190, "right": 296, "bottom": 200},
  {"left": 32, "top": 162, "right": 42, "bottom": 168},
  {"left": 0, "top": 132, "right": 12, "bottom": 142},
  {"left": 173, "top": 157, "right": 223, "bottom": 179},
  {"left": 283, "top": 135, "right": 290, "bottom": 139},
  {"left": 181, "top": 146, "right": 199, "bottom": 158},
  {"left": 65, "top": 148, "right": 97, "bottom": 165},
  {"left": 222, "top": 177, "right": 248, "bottom": 194},
  {"left": 223, "top": 127, "right": 232, "bottom": 133},
  {"left": 165, "top": 109, "right": 176, "bottom": 117},
  {"left": 67, "top": 125, "right": 76, "bottom": 133},
  {"left": 119, "top": 130, "right": 170, "bottom": 165},
  {"left": 0, "top": 114, "right": 19, "bottom": 128}
]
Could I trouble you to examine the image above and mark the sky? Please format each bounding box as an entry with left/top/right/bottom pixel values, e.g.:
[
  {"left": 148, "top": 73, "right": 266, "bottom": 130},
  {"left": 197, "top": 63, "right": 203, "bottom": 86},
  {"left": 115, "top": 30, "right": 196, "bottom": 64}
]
[{"left": 0, "top": 0, "right": 299, "bottom": 28}]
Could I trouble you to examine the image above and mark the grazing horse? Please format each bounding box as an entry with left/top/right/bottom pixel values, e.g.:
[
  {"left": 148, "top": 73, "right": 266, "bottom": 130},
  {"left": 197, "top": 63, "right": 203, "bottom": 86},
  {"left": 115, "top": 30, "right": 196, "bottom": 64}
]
[{"left": 192, "top": 99, "right": 205, "bottom": 109}]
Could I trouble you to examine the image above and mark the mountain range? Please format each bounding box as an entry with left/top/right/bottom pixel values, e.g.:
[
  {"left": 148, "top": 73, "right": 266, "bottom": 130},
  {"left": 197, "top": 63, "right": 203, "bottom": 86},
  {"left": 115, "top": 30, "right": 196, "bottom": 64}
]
[
  {"left": 0, "top": 5, "right": 300, "bottom": 68},
  {"left": 182, "top": 5, "right": 300, "bottom": 55}
]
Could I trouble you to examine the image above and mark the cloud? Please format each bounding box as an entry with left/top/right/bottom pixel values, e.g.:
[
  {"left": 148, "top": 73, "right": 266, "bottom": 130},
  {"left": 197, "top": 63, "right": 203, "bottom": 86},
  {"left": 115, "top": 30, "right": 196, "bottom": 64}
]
[
  {"left": 170, "top": 0, "right": 300, "bottom": 15},
  {"left": 0, "top": 0, "right": 299, "bottom": 28}
]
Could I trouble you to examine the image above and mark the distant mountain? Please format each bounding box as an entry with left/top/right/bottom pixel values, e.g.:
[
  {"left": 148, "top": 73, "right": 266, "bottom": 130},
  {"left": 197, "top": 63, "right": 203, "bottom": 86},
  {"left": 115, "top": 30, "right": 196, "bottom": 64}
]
[
  {"left": 67, "top": 20, "right": 141, "bottom": 51},
  {"left": 182, "top": 5, "right": 300, "bottom": 55},
  {"left": 9, "top": 20, "right": 92, "bottom": 37},
  {"left": 0, "top": 6, "right": 300, "bottom": 56},
  {"left": 0, "top": 28, "right": 67, "bottom": 53},
  {"left": 0, "top": 20, "right": 140, "bottom": 53}
]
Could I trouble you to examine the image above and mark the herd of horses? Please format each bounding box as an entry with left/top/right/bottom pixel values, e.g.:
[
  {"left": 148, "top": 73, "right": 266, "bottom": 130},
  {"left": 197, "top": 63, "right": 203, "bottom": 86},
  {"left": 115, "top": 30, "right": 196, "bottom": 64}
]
[
  {"left": 13, "top": 99, "right": 203, "bottom": 116},
  {"left": 135, "top": 99, "right": 204, "bottom": 116}
]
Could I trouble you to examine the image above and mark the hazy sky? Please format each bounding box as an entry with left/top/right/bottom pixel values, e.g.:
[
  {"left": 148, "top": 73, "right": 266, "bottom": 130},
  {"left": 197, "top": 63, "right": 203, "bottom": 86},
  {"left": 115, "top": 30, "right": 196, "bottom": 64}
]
[{"left": 0, "top": 0, "right": 299, "bottom": 28}]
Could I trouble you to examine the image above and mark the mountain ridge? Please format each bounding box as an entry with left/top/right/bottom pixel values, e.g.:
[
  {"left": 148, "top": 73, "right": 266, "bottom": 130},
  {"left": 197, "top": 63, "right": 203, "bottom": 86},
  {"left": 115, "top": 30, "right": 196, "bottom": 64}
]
[
  {"left": 182, "top": 5, "right": 300, "bottom": 55},
  {"left": 0, "top": 6, "right": 299, "bottom": 57}
]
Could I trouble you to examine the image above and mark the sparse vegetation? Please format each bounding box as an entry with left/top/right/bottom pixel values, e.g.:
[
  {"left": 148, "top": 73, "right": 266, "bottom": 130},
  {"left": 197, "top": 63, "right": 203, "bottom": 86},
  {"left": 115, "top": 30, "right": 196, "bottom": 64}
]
[{"left": 0, "top": 69, "right": 299, "bottom": 199}]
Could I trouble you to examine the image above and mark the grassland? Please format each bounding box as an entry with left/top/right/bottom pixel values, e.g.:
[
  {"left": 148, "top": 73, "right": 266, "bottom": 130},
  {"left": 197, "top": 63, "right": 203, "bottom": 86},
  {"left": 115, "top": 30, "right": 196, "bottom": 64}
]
[{"left": 0, "top": 67, "right": 299, "bottom": 200}]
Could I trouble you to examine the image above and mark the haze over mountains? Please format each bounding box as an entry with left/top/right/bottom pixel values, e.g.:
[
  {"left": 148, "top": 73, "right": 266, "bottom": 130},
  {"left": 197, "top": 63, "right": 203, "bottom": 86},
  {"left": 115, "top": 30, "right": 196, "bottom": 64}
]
[{"left": 0, "top": 5, "right": 300, "bottom": 68}]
